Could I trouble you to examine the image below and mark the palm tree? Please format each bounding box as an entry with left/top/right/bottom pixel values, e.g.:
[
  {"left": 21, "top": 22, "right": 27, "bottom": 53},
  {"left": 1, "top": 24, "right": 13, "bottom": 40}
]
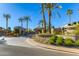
[
  {"left": 39, "top": 19, "right": 44, "bottom": 33},
  {"left": 18, "top": 17, "right": 24, "bottom": 35},
  {"left": 18, "top": 17, "right": 23, "bottom": 28},
  {"left": 45, "top": 3, "right": 62, "bottom": 34},
  {"left": 66, "top": 9, "right": 73, "bottom": 25},
  {"left": 3, "top": 14, "right": 11, "bottom": 29},
  {"left": 24, "top": 16, "right": 31, "bottom": 32},
  {"left": 41, "top": 3, "right": 46, "bottom": 33},
  {"left": 39, "top": 19, "right": 44, "bottom": 28}
]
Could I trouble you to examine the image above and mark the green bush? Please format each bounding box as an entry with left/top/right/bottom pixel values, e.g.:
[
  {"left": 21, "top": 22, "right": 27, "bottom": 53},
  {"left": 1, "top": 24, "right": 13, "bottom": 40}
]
[
  {"left": 73, "top": 22, "right": 77, "bottom": 25},
  {"left": 64, "top": 38, "right": 74, "bottom": 46},
  {"left": 56, "top": 36, "right": 63, "bottom": 45},
  {"left": 48, "top": 36, "right": 57, "bottom": 44},
  {"left": 73, "top": 30, "right": 79, "bottom": 35},
  {"left": 75, "top": 39, "right": 79, "bottom": 46},
  {"left": 68, "top": 23, "right": 72, "bottom": 26}
]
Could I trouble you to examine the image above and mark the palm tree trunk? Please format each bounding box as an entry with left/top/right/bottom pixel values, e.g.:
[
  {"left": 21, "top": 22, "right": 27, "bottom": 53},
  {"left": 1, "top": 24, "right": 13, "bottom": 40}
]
[
  {"left": 48, "top": 9, "right": 51, "bottom": 34},
  {"left": 21, "top": 22, "right": 23, "bottom": 28},
  {"left": 26, "top": 20, "right": 28, "bottom": 32},
  {"left": 5, "top": 18, "right": 8, "bottom": 36},
  {"left": 42, "top": 22, "right": 43, "bottom": 33},
  {"left": 42, "top": 4, "right": 46, "bottom": 33},
  {"left": 6, "top": 18, "right": 8, "bottom": 29},
  {"left": 69, "top": 15, "right": 71, "bottom": 24},
  {"left": 20, "top": 22, "right": 23, "bottom": 35}
]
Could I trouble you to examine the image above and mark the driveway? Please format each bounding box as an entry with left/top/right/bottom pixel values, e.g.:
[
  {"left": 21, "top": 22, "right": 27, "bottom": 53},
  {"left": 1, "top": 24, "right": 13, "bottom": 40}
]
[{"left": 5, "top": 37, "right": 35, "bottom": 48}]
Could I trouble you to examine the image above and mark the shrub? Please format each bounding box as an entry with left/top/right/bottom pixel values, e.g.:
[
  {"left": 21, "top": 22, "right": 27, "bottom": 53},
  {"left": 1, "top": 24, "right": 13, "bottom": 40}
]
[
  {"left": 73, "top": 30, "right": 79, "bottom": 35},
  {"left": 56, "top": 36, "right": 63, "bottom": 45},
  {"left": 64, "top": 38, "right": 74, "bottom": 46},
  {"left": 73, "top": 22, "right": 77, "bottom": 25},
  {"left": 78, "top": 21, "right": 79, "bottom": 24},
  {"left": 75, "top": 39, "right": 79, "bottom": 46},
  {"left": 48, "top": 36, "right": 57, "bottom": 44},
  {"left": 68, "top": 23, "right": 72, "bottom": 26}
]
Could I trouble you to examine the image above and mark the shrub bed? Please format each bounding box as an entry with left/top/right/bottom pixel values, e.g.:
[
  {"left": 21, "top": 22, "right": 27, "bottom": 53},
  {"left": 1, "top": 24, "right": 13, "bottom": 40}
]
[
  {"left": 34, "top": 35, "right": 79, "bottom": 47},
  {"left": 48, "top": 36, "right": 76, "bottom": 47}
]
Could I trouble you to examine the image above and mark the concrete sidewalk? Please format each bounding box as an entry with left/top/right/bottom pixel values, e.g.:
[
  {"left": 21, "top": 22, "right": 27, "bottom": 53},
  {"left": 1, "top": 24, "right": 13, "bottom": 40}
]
[{"left": 27, "top": 38, "right": 79, "bottom": 55}]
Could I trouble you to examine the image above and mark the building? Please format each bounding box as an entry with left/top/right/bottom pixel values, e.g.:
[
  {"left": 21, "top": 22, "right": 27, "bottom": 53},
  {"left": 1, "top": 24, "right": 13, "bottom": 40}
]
[{"left": 63, "top": 22, "right": 79, "bottom": 35}]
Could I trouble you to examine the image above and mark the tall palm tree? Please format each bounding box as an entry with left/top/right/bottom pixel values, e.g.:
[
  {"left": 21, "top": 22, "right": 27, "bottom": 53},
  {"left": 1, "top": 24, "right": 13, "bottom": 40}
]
[
  {"left": 18, "top": 17, "right": 23, "bottom": 28},
  {"left": 39, "top": 19, "right": 44, "bottom": 28},
  {"left": 3, "top": 14, "right": 11, "bottom": 29},
  {"left": 45, "top": 3, "right": 62, "bottom": 33},
  {"left": 66, "top": 9, "right": 73, "bottom": 24},
  {"left": 41, "top": 3, "right": 46, "bottom": 33},
  {"left": 24, "top": 16, "right": 31, "bottom": 32},
  {"left": 39, "top": 19, "right": 44, "bottom": 33},
  {"left": 18, "top": 17, "right": 24, "bottom": 35}
]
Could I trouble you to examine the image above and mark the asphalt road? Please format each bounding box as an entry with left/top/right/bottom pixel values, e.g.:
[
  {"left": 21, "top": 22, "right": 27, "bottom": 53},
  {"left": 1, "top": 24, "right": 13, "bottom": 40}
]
[
  {"left": 0, "top": 44, "right": 75, "bottom": 56},
  {"left": 0, "top": 37, "right": 75, "bottom": 56}
]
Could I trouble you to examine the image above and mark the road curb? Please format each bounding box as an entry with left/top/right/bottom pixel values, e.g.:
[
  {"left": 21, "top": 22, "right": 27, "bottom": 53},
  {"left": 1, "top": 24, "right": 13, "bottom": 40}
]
[{"left": 28, "top": 38, "right": 79, "bottom": 55}]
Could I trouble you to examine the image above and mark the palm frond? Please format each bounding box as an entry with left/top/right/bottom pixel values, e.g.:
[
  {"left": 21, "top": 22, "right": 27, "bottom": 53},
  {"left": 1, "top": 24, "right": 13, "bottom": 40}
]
[
  {"left": 18, "top": 17, "right": 23, "bottom": 22},
  {"left": 52, "top": 12, "right": 56, "bottom": 19},
  {"left": 56, "top": 11, "right": 61, "bottom": 18},
  {"left": 66, "top": 9, "right": 73, "bottom": 15},
  {"left": 3, "top": 14, "right": 11, "bottom": 18},
  {"left": 24, "top": 16, "right": 31, "bottom": 21}
]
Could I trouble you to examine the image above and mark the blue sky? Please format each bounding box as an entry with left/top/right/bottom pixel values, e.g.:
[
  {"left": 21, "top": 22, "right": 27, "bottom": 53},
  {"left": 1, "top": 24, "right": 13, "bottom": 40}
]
[{"left": 0, "top": 3, "right": 79, "bottom": 30}]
